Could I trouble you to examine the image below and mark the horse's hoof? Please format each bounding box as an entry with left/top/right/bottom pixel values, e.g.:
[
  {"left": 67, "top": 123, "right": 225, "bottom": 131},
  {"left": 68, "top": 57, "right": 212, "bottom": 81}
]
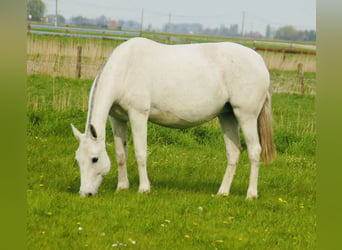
[
  {"left": 138, "top": 186, "right": 150, "bottom": 193},
  {"left": 246, "top": 192, "right": 258, "bottom": 200},
  {"left": 217, "top": 192, "right": 229, "bottom": 197},
  {"left": 116, "top": 182, "right": 129, "bottom": 192}
]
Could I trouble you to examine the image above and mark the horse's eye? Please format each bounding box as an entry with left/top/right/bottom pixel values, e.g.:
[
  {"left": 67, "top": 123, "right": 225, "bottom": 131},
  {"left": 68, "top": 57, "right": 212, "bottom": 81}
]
[{"left": 92, "top": 157, "right": 98, "bottom": 163}]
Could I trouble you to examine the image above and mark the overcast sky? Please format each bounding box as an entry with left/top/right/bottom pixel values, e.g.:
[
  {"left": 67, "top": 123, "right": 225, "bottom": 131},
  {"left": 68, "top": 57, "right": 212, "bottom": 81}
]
[{"left": 42, "top": 0, "right": 316, "bottom": 34}]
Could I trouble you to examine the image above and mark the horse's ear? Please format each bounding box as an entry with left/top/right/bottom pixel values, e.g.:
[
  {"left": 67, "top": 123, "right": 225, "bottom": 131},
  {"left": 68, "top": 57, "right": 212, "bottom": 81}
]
[
  {"left": 71, "top": 124, "right": 82, "bottom": 141},
  {"left": 89, "top": 124, "right": 98, "bottom": 140}
]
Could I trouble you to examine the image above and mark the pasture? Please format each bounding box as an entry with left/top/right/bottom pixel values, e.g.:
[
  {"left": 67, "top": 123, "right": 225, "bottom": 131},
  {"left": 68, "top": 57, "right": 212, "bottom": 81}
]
[{"left": 27, "top": 74, "right": 316, "bottom": 249}]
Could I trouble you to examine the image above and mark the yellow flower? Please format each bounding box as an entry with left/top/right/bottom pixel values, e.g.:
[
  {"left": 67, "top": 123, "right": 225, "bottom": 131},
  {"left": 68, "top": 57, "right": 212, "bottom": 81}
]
[
  {"left": 47, "top": 212, "right": 53, "bottom": 216},
  {"left": 184, "top": 234, "right": 190, "bottom": 239},
  {"left": 40, "top": 231, "right": 45, "bottom": 235},
  {"left": 278, "top": 197, "right": 287, "bottom": 204},
  {"left": 299, "top": 203, "right": 304, "bottom": 209},
  {"left": 39, "top": 184, "right": 44, "bottom": 188},
  {"left": 223, "top": 193, "right": 229, "bottom": 197},
  {"left": 128, "top": 238, "right": 136, "bottom": 244},
  {"left": 164, "top": 219, "right": 171, "bottom": 224},
  {"left": 76, "top": 222, "right": 81, "bottom": 226},
  {"left": 223, "top": 221, "right": 229, "bottom": 225},
  {"left": 238, "top": 237, "right": 243, "bottom": 241},
  {"left": 228, "top": 216, "right": 235, "bottom": 221},
  {"left": 215, "top": 239, "right": 224, "bottom": 243}
]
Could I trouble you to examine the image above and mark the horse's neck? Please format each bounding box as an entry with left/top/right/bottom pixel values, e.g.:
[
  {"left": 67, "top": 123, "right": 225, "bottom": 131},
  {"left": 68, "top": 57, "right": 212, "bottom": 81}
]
[{"left": 85, "top": 82, "right": 113, "bottom": 140}]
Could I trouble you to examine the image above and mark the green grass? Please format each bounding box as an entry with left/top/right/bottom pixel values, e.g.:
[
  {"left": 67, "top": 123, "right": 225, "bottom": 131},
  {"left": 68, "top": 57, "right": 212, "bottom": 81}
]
[{"left": 27, "top": 75, "right": 316, "bottom": 249}]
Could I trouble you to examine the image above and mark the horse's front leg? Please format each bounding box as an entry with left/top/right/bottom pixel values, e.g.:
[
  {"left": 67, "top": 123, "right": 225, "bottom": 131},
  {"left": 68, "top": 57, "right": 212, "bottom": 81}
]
[
  {"left": 129, "top": 109, "right": 150, "bottom": 193},
  {"left": 109, "top": 116, "right": 129, "bottom": 191}
]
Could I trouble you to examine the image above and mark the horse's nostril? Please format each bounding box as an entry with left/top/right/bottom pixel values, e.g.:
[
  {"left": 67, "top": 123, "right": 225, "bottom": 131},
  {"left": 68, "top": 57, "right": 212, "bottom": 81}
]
[{"left": 87, "top": 193, "right": 93, "bottom": 197}]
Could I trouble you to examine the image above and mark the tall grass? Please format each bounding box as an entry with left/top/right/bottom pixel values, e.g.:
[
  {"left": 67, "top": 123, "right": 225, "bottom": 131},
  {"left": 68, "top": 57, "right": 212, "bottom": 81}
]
[
  {"left": 27, "top": 75, "right": 90, "bottom": 112},
  {"left": 27, "top": 34, "right": 123, "bottom": 79},
  {"left": 260, "top": 51, "right": 316, "bottom": 72},
  {"left": 27, "top": 34, "right": 316, "bottom": 80}
]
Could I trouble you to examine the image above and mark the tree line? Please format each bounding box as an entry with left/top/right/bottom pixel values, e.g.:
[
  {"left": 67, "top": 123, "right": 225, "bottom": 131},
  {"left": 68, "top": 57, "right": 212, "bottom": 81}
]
[{"left": 27, "top": 0, "right": 316, "bottom": 42}]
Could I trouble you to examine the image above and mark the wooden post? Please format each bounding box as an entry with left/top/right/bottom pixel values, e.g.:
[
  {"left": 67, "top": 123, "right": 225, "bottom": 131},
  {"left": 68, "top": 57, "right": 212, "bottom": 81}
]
[
  {"left": 298, "top": 63, "right": 304, "bottom": 94},
  {"left": 76, "top": 45, "right": 82, "bottom": 79}
]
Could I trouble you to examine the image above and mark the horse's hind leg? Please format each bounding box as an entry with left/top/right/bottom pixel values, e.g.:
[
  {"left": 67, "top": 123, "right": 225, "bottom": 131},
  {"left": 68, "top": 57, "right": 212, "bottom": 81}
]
[
  {"left": 234, "top": 110, "right": 261, "bottom": 200},
  {"left": 217, "top": 112, "right": 242, "bottom": 195},
  {"left": 109, "top": 116, "right": 129, "bottom": 191},
  {"left": 128, "top": 109, "right": 150, "bottom": 193}
]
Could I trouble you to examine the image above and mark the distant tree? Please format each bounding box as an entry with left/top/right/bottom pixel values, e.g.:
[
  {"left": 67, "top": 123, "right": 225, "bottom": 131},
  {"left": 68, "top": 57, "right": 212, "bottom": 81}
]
[
  {"left": 229, "top": 24, "right": 239, "bottom": 36},
  {"left": 274, "top": 25, "right": 299, "bottom": 41},
  {"left": 94, "top": 16, "right": 109, "bottom": 28},
  {"left": 306, "top": 30, "right": 316, "bottom": 42},
  {"left": 274, "top": 25, "right": 316, "bottom": 42},
  {"left": 265, "top": 24, "right": 272, "bottom": 39},
  {"left": 201, "top": 24, "right": 239, "bottom": 37},
  {"left": 27, "top": 0, "right": 46, "bottom": 21},
  {"left": 70, "top": 16, "right": 92, "bottom": 26},
  {"left": 45, "top": 14, "right": 66, "bottom": 25}
]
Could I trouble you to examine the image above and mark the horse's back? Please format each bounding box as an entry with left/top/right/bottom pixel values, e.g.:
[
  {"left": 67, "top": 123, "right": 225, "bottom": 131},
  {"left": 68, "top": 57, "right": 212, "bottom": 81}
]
[
  {"left": 118, "top": 37, "right": 269, "bottom": 92},
  {"left": 108, "top": 38, "right": 270, "bottom": 128}
]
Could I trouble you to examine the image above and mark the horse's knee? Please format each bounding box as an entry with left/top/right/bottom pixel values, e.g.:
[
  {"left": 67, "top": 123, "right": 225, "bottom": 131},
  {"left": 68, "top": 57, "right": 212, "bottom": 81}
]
[
  {"left": 116, "top": 152, "right": 126, "bottom": 166},
  {"left": 248, "top": 144, "right": 261, "bottom": 162},
  {"left": 227, "top": 146, "right": 241, "bottom": 164},
  {"left": 135, "top": 153, "right": 147, "bottom": 167}
]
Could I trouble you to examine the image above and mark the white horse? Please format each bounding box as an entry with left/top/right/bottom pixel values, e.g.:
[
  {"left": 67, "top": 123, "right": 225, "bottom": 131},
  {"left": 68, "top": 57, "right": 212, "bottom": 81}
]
[{"left": 71, "top": 37, "right": 276, "bottom": 199}]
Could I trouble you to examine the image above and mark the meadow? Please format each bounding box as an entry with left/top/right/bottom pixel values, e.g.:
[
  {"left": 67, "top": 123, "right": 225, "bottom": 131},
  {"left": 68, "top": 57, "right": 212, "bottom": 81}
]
[{"left": 27, "top": 73, "right": 316, "bottom": 249}]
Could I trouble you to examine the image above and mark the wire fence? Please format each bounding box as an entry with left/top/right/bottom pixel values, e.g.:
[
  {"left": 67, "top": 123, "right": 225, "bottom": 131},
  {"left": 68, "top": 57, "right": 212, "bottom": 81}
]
[
  {"left": 27, "top": 37, "right": 316, "bottom": 95},
  {"left": 27, "top": 56, "right": 316, "bottom": 96}
]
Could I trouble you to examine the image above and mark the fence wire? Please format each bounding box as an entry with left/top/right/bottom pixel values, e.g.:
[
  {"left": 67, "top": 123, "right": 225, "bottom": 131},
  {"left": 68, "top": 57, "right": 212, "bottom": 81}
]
[{"left": 27, "top": 57, "right": 316, "bottom": 96}]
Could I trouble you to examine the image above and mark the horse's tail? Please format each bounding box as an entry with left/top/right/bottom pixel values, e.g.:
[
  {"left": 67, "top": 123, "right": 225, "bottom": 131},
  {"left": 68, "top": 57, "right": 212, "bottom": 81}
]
[{"left": 258, "top": 90, "right": 276, "bottom": 163}]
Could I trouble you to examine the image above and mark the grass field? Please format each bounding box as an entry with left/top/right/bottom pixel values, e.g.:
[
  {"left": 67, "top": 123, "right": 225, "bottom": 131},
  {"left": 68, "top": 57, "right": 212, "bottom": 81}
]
[{"left": 27, "top": 74, "right": 316, "bottom": 249}]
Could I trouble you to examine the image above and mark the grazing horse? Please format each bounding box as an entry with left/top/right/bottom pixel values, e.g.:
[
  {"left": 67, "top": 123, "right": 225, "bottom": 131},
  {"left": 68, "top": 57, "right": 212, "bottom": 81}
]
[{"left": 71, "top": 37, "right": 276, "bottom": 199}]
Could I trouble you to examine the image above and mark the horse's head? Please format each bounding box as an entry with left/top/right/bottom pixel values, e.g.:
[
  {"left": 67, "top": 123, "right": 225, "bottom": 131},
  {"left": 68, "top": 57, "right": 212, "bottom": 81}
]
[{"left": 71, "top": 124, "right": 110, "bottom": 197}]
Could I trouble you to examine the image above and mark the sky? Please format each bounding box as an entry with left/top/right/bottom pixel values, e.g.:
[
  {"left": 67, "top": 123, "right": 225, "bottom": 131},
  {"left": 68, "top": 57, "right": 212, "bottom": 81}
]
[{"left": 42, "top": 0, "right": 316, "bottom": 34}]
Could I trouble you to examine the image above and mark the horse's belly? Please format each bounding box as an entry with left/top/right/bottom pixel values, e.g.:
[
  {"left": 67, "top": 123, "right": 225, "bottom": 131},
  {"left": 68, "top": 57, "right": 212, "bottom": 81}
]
[{"left": 148, "top": 98, "right": 226, "bottom": 129}]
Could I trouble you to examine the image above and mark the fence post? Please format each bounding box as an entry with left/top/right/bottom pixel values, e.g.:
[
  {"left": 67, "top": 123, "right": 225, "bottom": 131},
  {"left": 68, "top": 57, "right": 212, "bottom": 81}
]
[
  {"left": 298, "top": 63, "right": 304, "bottom": 94},
  {"left": 76, "top": 45, "right": 82, "bottom": 79}
]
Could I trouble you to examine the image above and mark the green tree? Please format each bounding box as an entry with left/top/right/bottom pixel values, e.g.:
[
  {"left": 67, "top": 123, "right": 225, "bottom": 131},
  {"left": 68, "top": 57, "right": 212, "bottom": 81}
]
[
  {"left": 265, "top": 24, "right": 272, "bottom": 39},
  {"left": 274, "top": 25, "right": 299, "bottom": 41},
  {"left": 307, "top": 30, "right": 316, "bottom": 41},
  {"left": 27, "top": 0, "right": 46, "bottom": 21}
]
